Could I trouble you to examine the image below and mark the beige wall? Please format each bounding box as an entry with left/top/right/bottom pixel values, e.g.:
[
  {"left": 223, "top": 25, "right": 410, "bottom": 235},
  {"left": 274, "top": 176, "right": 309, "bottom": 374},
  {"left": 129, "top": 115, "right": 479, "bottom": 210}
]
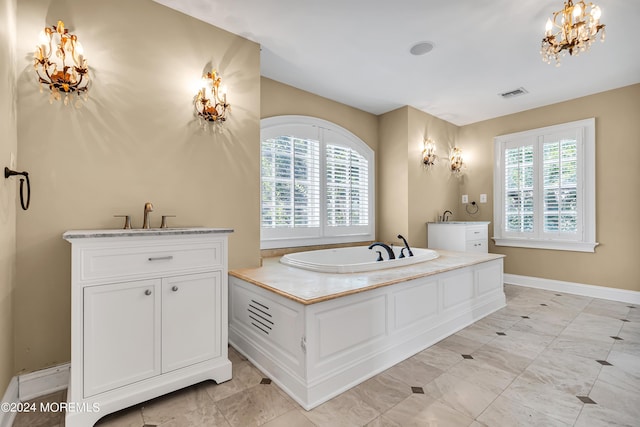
[
  {"left": 407, "top": 106, "right": 460, "bottom": 247},
  {"left": 378, "top": 107, "right": 409, "bottom": 242},
  {"left": 261, "top": 77, "right": 378, "bottom": 152},
  {"left": 377, "top": 106, "right": 460, "bottom": 247},
  {"left": 14, "top": 0, "right": 260, "bottom": 374},
  {"left": 458, "top": 84, "right": 640, "bottom": 292},
  {"left": 0, "top": 0, "right": 17, "bottom": 393}
]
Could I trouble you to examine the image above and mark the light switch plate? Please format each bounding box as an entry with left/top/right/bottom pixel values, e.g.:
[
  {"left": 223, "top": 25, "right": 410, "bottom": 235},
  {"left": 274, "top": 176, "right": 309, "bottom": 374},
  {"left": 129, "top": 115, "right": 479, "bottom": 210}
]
[
  {"left": 480, "top": 194, "right": 487, "bottom": 203},
  {"left": 462, "top": 194, "right": 469, "bottom": 204}
]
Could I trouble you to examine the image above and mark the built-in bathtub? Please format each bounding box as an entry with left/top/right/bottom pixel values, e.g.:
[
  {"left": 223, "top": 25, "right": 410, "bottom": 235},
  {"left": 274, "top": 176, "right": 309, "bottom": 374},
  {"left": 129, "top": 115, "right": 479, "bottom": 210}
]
[
  {"left": 280, "top": 245, "right": 439, "bottom": 273},
  {"left": 229, "top": 248, "right": 506, "bottom": 410}
]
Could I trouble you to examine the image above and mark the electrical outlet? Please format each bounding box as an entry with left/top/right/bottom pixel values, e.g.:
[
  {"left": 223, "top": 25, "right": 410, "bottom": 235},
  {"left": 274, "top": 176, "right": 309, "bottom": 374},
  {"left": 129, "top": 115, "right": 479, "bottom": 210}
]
[
  {"left": 480, "top": 194, "right": 487, "bottom": 203},
  {"left": 462, "top": 194, "right": 469, "bottom": 204}
]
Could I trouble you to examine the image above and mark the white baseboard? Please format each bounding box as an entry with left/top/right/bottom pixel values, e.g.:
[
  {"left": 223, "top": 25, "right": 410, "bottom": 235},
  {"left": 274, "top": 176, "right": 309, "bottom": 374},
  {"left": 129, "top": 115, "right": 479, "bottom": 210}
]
[
  {"left": 18, "top": 363, "right": 70, "bottom": 402},
  {"left": 504, "top": 274, "right": 640, "bottom": 305},
  {"left": 0, "top": 377, "right": 18, "bottom": 427}
]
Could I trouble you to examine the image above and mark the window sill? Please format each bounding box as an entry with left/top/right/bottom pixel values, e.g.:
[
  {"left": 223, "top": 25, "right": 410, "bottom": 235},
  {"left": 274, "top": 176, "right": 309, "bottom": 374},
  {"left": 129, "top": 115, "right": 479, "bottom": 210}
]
[
  {"left": 492, "top": 237, "right": 599, "bottom": 253},
  {"left": 261, "top": 234, "right": 374, "bottom": 250}
]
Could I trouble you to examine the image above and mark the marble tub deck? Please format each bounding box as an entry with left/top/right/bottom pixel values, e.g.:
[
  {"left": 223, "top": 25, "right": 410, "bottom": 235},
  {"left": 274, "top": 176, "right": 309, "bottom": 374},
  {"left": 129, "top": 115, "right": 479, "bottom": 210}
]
[
  {"left": 230, "top": 250, "right": 505, "bottom": 304},
  {"left": 13, "top": 284, "right": 640, "bottom": 427}
]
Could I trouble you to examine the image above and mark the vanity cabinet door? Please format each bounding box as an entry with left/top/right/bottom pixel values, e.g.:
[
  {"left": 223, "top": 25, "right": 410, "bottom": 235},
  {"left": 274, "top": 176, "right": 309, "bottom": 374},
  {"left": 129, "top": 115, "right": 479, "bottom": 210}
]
[
  {"left": 162, "top": 271, "right": 222, "bottom": 373},
  {"left": 83, "top": 279, "right": 161, "bottom": 397}
]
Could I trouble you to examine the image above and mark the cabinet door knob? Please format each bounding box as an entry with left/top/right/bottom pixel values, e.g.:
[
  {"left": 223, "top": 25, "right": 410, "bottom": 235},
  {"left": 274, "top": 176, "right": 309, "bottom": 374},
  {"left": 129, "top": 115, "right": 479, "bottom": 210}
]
[
  {"left": 172, "top": 286, "right": 179, "bottom": 292},
  {"left": 145, "top": 289, "right": 152, "bottom": 296}
]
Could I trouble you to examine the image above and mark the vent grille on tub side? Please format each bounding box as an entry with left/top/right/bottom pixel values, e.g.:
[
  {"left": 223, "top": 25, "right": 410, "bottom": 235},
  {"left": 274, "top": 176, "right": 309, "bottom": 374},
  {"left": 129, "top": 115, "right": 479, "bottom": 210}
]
[{"left": 248, "top": 299, "right": 273, "bottom": 335}]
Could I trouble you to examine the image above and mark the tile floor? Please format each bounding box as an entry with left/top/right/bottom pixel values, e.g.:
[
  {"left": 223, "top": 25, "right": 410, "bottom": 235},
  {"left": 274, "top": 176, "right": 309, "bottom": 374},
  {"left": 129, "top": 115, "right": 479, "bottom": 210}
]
[{"left": 12, "top": 284, "right": 640, "bottom": 426}]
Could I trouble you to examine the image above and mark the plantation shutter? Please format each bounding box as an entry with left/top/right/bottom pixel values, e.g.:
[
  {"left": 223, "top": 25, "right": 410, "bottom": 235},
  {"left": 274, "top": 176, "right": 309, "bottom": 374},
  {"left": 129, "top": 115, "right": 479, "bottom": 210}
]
[
  {"left": 542, "top": 132, "right": 580, "bottom": 236},
  {"left": 504, "top": 143, "right": 535, "bottom": 234},
  {"left": 261, "top": 135, "right": 320, "bottom": 229},
  {"left": 325, "top": 144, "right": 369, "bottom": 227}
]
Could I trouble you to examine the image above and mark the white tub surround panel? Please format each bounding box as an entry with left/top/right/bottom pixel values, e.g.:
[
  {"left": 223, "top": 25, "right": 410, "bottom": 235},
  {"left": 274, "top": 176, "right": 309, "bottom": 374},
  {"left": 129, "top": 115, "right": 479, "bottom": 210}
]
[
  {"left": 64, "top": 228, "right": 232, "bottom": 427},
  {"left": 229, "top": 250, "right": 505, "bottom": 409}
]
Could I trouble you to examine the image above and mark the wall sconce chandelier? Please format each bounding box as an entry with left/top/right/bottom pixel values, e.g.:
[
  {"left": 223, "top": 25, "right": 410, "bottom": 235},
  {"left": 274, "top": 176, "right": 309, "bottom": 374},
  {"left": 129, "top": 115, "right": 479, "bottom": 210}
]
[
  {"left": 450, "top": 147, "right": 464, "bottom": 175},
  {"left": 422, "top": 138, "right": 437, "bottom": 168},
  {"left": 195, "top": 70, "right": 229, "bottom": 123},
  {"left": 34, "top": 21, "right": 89, "bottom": 105},
  {"left": 541, "top": 0, "right": 605, "bottom": 65}
]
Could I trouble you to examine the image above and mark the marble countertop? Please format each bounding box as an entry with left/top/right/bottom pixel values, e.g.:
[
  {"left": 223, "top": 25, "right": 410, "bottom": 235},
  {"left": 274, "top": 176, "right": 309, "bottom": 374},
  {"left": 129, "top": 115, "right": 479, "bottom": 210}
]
[
  {"left": 230, "top": 250, "right": 504, "bottom": 305},
  {"left": 63, "top": 227, "right": 234, "bottom": 239}
]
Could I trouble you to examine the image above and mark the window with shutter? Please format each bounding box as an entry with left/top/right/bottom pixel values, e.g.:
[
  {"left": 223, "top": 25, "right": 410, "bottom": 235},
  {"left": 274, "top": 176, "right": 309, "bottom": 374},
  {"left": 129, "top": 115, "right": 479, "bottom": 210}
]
[
  {"left": 493, "top": 118, "right": 597, "bottom": 252},
  {"left": 260, "top": 116, "right": 375, "bottom": 249}
]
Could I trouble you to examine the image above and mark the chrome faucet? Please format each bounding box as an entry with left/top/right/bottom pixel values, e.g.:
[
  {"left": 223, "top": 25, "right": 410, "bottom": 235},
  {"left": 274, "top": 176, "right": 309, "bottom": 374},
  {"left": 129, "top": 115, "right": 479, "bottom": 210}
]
[
  {"left": 142, "top": 202, "right": 154, "bottom": 229},
  {"left": 442, "top": 210, "right": 453, "bottom": 222},
  {"left": 397, "top": 234, "right": 414, "bottom": 258},
  {"left": 368, "top": 242, "right": 395, "bottom": 260}
]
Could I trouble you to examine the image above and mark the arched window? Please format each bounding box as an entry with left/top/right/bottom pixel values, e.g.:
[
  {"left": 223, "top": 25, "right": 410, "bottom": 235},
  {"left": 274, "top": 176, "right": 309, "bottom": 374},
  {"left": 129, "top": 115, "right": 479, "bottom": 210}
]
[{"left": 260, "top": 116, "right": 375, "bottom": 249}]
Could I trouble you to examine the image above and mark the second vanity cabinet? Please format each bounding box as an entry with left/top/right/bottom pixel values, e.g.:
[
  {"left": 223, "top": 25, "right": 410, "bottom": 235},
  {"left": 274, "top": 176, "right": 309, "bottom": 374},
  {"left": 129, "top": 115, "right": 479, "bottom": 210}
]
[
  {"left": 64, "top": 229, "right": 232, "bottom": 427},
  {"left": 427, "top": 221, "right": 490, "bottom": 253}
]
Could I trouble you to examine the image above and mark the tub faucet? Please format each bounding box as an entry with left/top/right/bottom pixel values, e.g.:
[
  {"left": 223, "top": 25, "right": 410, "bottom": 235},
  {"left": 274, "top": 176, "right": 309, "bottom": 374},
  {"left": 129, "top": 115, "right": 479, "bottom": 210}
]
[
  {"left": 142, "top": 202, "right": 154, "bottom": 229},
  {"left": 442, "top": 210, "right": 453, "bottom": 222},
  {"left": 397, "top": 234, "right": 414, "bottom": 257},
  {"left": 368, "top": 242, "right": 395, "bottom": 260}
]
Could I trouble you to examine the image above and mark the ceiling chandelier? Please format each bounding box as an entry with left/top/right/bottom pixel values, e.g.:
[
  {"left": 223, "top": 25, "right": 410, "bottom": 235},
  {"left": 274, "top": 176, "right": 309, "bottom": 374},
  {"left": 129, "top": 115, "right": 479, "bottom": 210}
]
[
  {"left": 34, "top": 21, "right": 89, "bottom": 105},
  {"left": 541, "top": 0, "right": 605, "bottom": 65}
]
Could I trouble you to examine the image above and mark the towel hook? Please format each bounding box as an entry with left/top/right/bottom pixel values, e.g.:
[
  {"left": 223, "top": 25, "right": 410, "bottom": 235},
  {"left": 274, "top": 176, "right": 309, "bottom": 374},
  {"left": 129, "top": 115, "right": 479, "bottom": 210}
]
[{"left": 4, "top": 167, "right": 31, "bottom": 210}]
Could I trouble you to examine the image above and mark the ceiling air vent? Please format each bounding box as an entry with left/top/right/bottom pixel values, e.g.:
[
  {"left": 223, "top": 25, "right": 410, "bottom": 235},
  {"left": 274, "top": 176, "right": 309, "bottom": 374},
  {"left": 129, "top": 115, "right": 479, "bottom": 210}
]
[{"left": 499, "top": 87, "right": 528, "bottom": 99}]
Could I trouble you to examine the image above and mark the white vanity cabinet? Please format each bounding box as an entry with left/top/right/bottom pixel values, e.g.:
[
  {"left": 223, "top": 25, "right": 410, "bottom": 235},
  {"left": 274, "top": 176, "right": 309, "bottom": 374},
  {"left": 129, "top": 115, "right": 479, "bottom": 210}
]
[
  {"left": 64, "top": 229, "right": 232, "bottom": 427},
  {"left": 427, "top": 221, "right": 490, "bottom": 253},
  {"left": 83, "top": 278, "right": 161, "bottom": 397}
]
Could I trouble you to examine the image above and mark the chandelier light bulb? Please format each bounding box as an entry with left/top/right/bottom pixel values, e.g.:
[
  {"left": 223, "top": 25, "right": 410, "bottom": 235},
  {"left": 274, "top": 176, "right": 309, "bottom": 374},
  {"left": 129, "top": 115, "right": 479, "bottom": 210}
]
[
  {"left": 38, "top": 30, "right": 49, "bottom": 47},
  {"left": 220, "top": 84, "right": 227, "bottom": 101},
  {"left": 573, "top": 3, "right": 582, "bottom": 17},
  {"left": 545, "top": 18, "right": 553, "bottom": 34}
]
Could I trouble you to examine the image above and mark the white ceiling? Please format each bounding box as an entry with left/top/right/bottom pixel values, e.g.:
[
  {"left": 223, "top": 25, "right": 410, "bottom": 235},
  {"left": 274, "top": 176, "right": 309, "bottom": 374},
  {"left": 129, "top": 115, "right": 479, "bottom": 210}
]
[{"left": 153, "top": 0, "right": 640, "bottom": 126}]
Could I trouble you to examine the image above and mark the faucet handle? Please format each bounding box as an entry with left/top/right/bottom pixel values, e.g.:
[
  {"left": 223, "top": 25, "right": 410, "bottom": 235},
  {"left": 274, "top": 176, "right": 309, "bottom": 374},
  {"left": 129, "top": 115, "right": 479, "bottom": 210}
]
[
  {"left": 114, "top": 215, "right": 132, "bottom": 229},
  {"left": 160, "top": 215, "right": 176, "bottom": 229}
]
